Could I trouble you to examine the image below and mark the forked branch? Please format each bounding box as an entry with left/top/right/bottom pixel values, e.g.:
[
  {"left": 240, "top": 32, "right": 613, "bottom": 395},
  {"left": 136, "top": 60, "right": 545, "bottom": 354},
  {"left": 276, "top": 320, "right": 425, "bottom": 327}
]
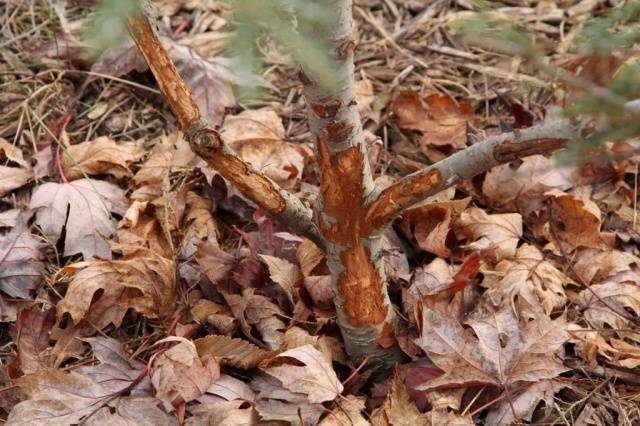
[{"left": 127, "top": 5, "right": 323, "bottom": 247}]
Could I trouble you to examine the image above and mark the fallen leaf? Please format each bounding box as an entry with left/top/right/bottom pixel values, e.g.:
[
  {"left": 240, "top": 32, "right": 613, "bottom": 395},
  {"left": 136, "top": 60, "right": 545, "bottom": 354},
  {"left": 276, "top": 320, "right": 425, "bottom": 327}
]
[
  {"left": 117, "top": 200, "right": 172, "bottom": 258},
  {"left": 573, "top": 249, "right": 640, "bottom": 284},
  {"left": 483, "top": 244, "right": 568, "bottom": 316},
  {"left": 61, "top": 137, "right": 145, "bottom": 181},
  {"left": 259, "top": 254, "right": 301, "bottom": 304},
  {"left": 196, "top": 238, "right": 236, "bottom": 285},
  {"left": 57, "top": 246, "right": 176, "bottom": 329},
  {"left": 190, "top": 299, "right": 236, "bottom": 334},
  {"left": 371, "top": 376, "right": 428, "bottom": 426},
  {"left": 296, "top": 238, "right": 326, "bottom": 277},
  {"left": 151, "top": 336, "right": 220, "bottom": 411},
  {"left": 0, "top": 228, "right": 44, "bottom": 298},
  {"left": 458, "top": 208, "right": 523, "bottom": 260},
  {"left": 84, "top": 397, "right": 174, "bottom": 426},
  {"left": 0, "top": 209, "right": 21, "bottom": 228},
  {"left": 180, "top": 191, "right": 219, "bottom": 259},
  {"left": 0, "top": 137, "right": 29, "bottom": 169},
  {"left": 29, "top": 179, "right": 127, "bottom": 259},
  {"left": 220, "top": 108, "right": 285, "bottom": 142},
  {"left": 187, "top": 399, "right": 258, "bottom": 426},
  {"left": 579, "top": 280, "right": 640, "bottom": 336},
  {"left": 483, "top": 155, "right": 574, "bottom": 215},
  {"left": 93, "top": 38, "right": 235, "bottom": 125},
  {"left": 391, "top": 91, "right": 474, "bottom": 150},
  {"left": 204, "top": 373, "right": 255, "bottom": 402},
  {"left": 548, "top": 192, "right": 604, "bottom": 249},
  {"left": 195, "top": 334, "right": 270, "bottom": 369},
  {"left": 415, "top": 306, "right": 568, "bottom": 390},
  {"left": 485, "top": 380, "right": 567, "bottom": 425},
  {"left": 11, "top": 307, "right": 55, "bottom": 374},
  {"left": 262, "top": 344, "right": 343, "bottom": 403},
  {"left": 303, "top": 275, "right": 333, "bottom": 307},
  {"left": 0, "top": 166, "right": 31, "bottom": 197},
  {"left": 320, "top": 395, "right": 369, "bottom": 426}
]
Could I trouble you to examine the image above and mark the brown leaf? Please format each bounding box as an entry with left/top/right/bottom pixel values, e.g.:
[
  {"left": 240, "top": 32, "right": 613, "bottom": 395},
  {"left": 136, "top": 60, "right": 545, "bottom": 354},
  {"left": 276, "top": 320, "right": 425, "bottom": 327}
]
[
  {"left": 574, "top": 249, "right": 640, "bottom": 284},
  {"left": 371, "top": 376, "right": 428, "bottom": 426},
  {"left": 190, "top": 299, "right": 236, "bottom": 334},
  {"left": 220, "top": 108, "right": 285, "bottom": 141},
  {"left": 303, "top": 275, "right": 333, "bottom": 307},
  {"left": 259, "top": 254, "right": 301, "bottom": 304},
  {"left": 579, "top": 280, "right": 640, "bottom": 335},
  {"left": 204, "top": 373, "right": 256, "bottom": 402},
  {"left": 187, "top": 400, "right": 258, "bottom": 426},
  {"left": 29, "top": 179, "right": 127, "bottom": 259},
  {"left": 61, "top": 137, "right": 145, "bottom": 181},
  {"left": 458, "top": 208, "right": 522, "bottom": 260},
  {"left": 0, "top": 209, "right": 20, "bottom": 228},
  {"left": 320, "top": 395, "right": 369, "bottom": 426},
  {"left": 391, "top": 91, "right": 474, "bottom": 150},
  {"left": 0, "top": 166, "right": 31, "bottom": 197},
  {"left": 262, "top": 344, "right": 343, "bottom": 403},
  {"left": 485, "top": 380, "right": 567, "bottom": 425},
  {"left": 93, "top": 39, "right": 235, "bottom": 125},
  {"left": 194, "top": 334, "right": 270, "bottom": 369},
  {"left": 296, "top": 238, "right": 326, "bottom": 277},
  {"left": 0, "top": 228, "right": 44, "bottom": 298},
  {"left": 196, "top": 238, "right": 236, "bottom": 285},
  {"left": 483, "top": 155, "right": 575, "bottom": 215},
  {"left": 415, "top": 306, "right": 568, "bottom": 390},
  {"left": 179, "top": 191, "right": 219, "bottom": 259},
  {"left": 117, "top": 200, "right": 172, "bottom": 258},
  {"left": 11, "top": 307, "right": 55, "bottom": 374},
  {"left": 0, "top": 137, "right": 29, "bottom": 169},
  {"left": 151, "top": 337, "right": 220, "bottom": 410},
  {"left": 57, "top": 246, "right": 176, "bottom": 328},
  {"left": 548, "top": 193, "right": 604, "bottom": 249},
  {"left": 483, "top": 244, "right": 568, "bottom": 316},
  {"left": 84, "top": 397, "right": 174, "bottom": 426}
]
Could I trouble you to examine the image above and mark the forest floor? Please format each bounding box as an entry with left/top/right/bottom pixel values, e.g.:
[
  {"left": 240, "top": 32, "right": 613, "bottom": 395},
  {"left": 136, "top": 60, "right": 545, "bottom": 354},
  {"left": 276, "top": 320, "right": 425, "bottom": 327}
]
[{"left": 1, "top": 0, "right": 640, "bottom": 424}]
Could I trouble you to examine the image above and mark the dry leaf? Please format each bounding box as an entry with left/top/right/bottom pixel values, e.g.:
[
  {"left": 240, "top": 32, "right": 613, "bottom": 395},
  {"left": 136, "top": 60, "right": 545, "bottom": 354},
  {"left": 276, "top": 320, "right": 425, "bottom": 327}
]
[
  {"left": 548, "top": 193, "right": 604, "bottom": 249},
  {"left": 0, "top": 209, "right": 21, "bottom": 228},
  {"left": 29, "top": 179, "right": 127, "bottom": 259},
  {"left": 204, "top": 374, "right": 255, "bottom": 402},
  {"left": 195, "top": 334, "right": 270, "bottom": 369},
  {"left": 11, "top": 307, "right": 55, "bottom": 374},
  {"left": 57, "top": 246, "right": 175, "bottom": 329},
  {"left": 483, "top": 155, "right": 574, "bottom": 214},
  {"left": 484, "top": 244, "right": 568, "bottom": 316},
  {"left": 151, "top": 337, "right": 220, "bottom": 411},
  {"left": 320, "top": 395, "right": 369, "bottom": 426},
  {"left": 391, "top": 91, "right": 474, "bottom": 150},
  {"left": 580, "top": 280, "right": 640, "bottom": 336},
  {"left": 573, "top": 249, "right": 640, "bottom": 284},
  {"left": 262, "top": 344, "right": 343, "bottom": 403},
  {"left": 0, "top": 165, "right": 31, "bottom": 197},
  {"left": 117, "top": 200, "right": 172, "bottom": 258},
  {"left": 190, "top": 299, "right": 236, "bottom": 334},
  {"left": 84, "top": 397, "right": 174, "bottom": 426},
  {"left": 61, "top": 137, "right": 145, "bottom": 181},
  {"left": 0, "top": 228, "right": 44, "bottom": 298},
  {"left": 485, "top": 380, "right": 566, "bottom": 425},
  {"left": 187, "top": 399, "right": 258, "bottom": 426},
  {"left": 259, "top": 254, "right": 301, "bottom": 304},
  {"left": 296, "top": 238, "right": 325, "bottom": 277},
  {"left": 180, "top": 192, "right": 218, "bottom": 259},
  {"left": 220, "top": 108, "right": 285, "bottom": 141},
  {"left": 458, "top": 208, "right": 523, "bottom": 260},
  {"left": 0, "top": 137, "right": 29, "bottom": 169},
  {"left": 196, "top": 239, "right": 236, "bottom": 285},
  {"left": 415, "top": 306, "right": 568, "bottom": 390},
  {"left": 371, "top": 376, "right": 428, "bottom": 426}
]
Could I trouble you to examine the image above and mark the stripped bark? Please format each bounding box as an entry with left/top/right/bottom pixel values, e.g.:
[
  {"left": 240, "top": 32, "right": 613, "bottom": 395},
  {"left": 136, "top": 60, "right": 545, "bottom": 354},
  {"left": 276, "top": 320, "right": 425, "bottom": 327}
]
[
  {"left": 127, "top": 5, "right": 323, "bottom": 248},
  {"left": 297, "top": 0, "right": 402, "bottom": 364}
]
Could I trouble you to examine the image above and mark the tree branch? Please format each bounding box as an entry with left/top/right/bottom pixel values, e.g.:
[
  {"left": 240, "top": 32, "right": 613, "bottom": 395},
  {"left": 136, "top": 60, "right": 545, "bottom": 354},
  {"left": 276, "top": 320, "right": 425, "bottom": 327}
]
[
  {"left": 127, "top": 4, "right": 323, "bottom": 247},
  {"left": 366, "top": 116, "right": 592, "bottom": 228}
]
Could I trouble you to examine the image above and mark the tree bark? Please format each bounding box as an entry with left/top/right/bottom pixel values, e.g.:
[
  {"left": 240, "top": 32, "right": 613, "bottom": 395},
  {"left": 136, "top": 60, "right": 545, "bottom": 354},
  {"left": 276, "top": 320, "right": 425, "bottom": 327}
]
[
  {"left": 297, "top": 0, "right": 402, "bottom": 364},
  {"left": 127, "top": 6, "right": 323, "bottom": 248}
]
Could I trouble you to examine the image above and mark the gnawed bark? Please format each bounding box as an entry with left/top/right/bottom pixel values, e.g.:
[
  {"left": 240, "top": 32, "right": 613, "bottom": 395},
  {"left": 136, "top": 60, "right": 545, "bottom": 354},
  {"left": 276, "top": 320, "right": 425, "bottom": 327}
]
[
  {"left": 127, "top": 5, "right": 323, "bottom": 247},
  {"left": 298, "top": 0, "right": 402, "bottom": 364}
]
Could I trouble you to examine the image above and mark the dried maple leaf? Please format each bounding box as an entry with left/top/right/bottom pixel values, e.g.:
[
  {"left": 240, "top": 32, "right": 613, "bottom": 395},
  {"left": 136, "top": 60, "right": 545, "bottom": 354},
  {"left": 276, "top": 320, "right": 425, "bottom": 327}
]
[
  {"left": 415, "top": 306, "right": 568, "bottom": 391},
  {"left": 196, "top": 238, "right": 236, "bottom": 285},
  {"left": 0, "top": 165, "right": 31, "bottom": 197},
  {"left": 194, "top": 334, "right": 270, "bottom": 369},
  {"left": 483, "top": 244, "right": 568, "bottom": 316},
  {"left": 93, "top": 38, "right": 235, "bottom": 125},
  {"left": 61, "top": 137, "right": 145, "bottom": 181},
  {"left": 320, "top": 395, "right": 369, "bottom": 426},
  {"left": 57, "top": 246, "right": 175, "bottom": 329},
  {"left": 371, "top": 376, "right": 428, "bottom": 426},
  {"left": 0, "top": 227, "right": 44, "bottom": 298},
  {"left": 391, "top": 91, "right": 474, "bottom": 150},
  {"left": 204, "top": 373, "right": 256, "bottom": 403},
  {"left": 262, "top": 344, "right": 343, "bottom": 403},
  {"left": 573, "top": 249, "right": 640, "bottom": 284},
  {"left": 548, "top": 192, "right": 605, "bottom": 249},
  {"left": 151, "top": 337, "right": 220, "bottom": 411},
  {"left": 117, "top": 200, "right": 172, "bottom": 258},
  {"left": 296, "top": 238, "right": 326, "bottom": 277},
  {"left": 483, "top": 155, "right": 575, "bottom": 215},
  {"left": 10, "top": 307, "right": 55, "bottom": 374},
  {"left": 579, "top": 280, "right": 640, "bottom": 336},
  {"left": 259, "top": 254, "right": 301, "bottom": 304},
  {"left": 458, "top": 208, "right": 522, "bottom": 260},
  {"left": 187, "top": 400, "right": 258, "bottom": 426},
  {"left": 485, "top": 380, "right": 567, "bottom": 425},
  {"left": 29, "top": 179, "right": 127, "bottom": 259}
]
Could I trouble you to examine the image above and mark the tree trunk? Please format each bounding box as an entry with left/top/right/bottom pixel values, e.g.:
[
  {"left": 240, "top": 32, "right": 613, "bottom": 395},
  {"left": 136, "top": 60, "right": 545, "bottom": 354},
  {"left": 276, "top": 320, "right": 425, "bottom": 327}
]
[{"left": 297, "top": 0, "right": 403, "bottom": 364}]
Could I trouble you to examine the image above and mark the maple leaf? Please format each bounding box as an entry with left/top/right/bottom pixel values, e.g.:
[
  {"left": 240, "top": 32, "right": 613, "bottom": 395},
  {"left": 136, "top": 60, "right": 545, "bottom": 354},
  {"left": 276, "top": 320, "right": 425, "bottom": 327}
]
[
  {"left": 485, "top": 380, "right": 567, "bottom": 425},
  {"left": 483, "top": 244, "right": 568, "bottom": 316},
  {"left": 151, "top": 337, "right": 220, "bottom": 411},
  {"left": 204, "top": 373, "right": 256, "bottom": 403},
  {"left": 117, "top": 200, "right": 172, "bottom": 258},
  {"left": 261, "top": 344, "right": 343, "bottom": 403},
  {"left": 29, "top": 179, "right": 127, "bottom": 259},
  {"left": 483, "top": 155, "right": 575, "bottom": 215},
  {"left": 391, "top": 91, "right": 474, "bottom": 150},
  {"left": 579, "top": 280, "right": 640, "bottom": 336},
  {"left": 415, "top": 306, "right": 568, "bottom": 391},
  {"left": 57, "top": 245, "right": 176, "bottom": 329},
  {"left": 0, "top": 165, "right": 31, "bottom": 197},
  {"left": 7, "top": 337, "right": 170, "bottom": 426},
  {"left": 547, "top": 192, "right": 605, "bottom": 249},
  {"left": 194, "top": 334, "right": 270, "bottom": 369},
  {"left": 458, "top": 208, "right": 523, "bottom": 260},
  {"left": 187, "top": 400, "right": 258, "bottom": 426},
  {"left": 259, "top": 254, "right": 302, "bottom": 304},
  {"left": 195, "top": 238, "right": 236, "bottom": 285},
  {"left": 0, "top": 228, "right": 44, "bottom": 298},
  {"left": 61, "top": 136, "right": 145, "bottom": 181},
  {"left": 573, "top": 248, "right": 640, "bottom": 284},
  {"left": 10, "top": 306, "right": 55, "bottom": 375},
  {"left": 371, "top": 376, "right": 428, "bottom": 426},
  {"left": 319, "top": 395, "right": 369, "bottom": 426}
]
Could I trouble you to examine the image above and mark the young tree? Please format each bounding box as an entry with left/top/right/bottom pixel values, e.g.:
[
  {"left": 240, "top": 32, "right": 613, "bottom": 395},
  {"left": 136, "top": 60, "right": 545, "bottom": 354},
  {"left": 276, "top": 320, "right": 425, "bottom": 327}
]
[{"left": 127, "top": 0, "right": 635, "bottom": 365}]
